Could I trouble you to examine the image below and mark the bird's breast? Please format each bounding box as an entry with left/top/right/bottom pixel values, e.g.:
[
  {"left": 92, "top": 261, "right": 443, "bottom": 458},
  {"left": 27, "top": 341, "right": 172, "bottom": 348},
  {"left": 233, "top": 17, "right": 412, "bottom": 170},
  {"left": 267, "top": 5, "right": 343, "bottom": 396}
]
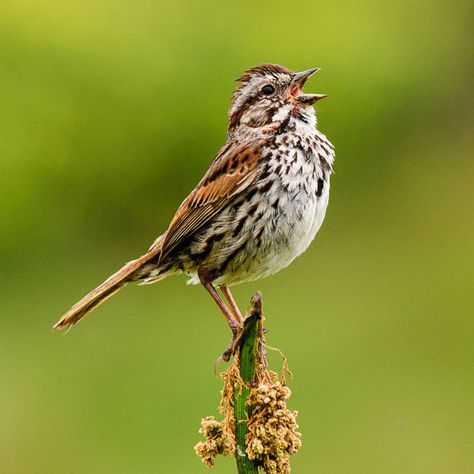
[
  {"left": 182, "top": 130, "right": 334, "bottom": 286},
  {"left": 262, "top": 143, "right": 330, "bottom": 262}
]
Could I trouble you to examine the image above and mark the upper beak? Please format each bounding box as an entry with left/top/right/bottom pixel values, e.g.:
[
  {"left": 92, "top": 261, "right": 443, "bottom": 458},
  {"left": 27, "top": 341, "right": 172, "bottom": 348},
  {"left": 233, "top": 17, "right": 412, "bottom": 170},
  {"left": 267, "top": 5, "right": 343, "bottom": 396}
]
[
  {"left": 291, "top": 67, "right": 327, "bottom": 104},
  {"left": 292, "top": 67, "right": 320, "bottom": 86}
]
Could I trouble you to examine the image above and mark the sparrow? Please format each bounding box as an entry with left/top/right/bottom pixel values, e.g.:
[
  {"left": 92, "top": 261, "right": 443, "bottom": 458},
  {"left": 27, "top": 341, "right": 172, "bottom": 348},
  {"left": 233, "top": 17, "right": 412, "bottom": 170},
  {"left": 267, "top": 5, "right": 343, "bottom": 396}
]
[{"left": 54, "top": 64, "right": 335, "bottom": 360}]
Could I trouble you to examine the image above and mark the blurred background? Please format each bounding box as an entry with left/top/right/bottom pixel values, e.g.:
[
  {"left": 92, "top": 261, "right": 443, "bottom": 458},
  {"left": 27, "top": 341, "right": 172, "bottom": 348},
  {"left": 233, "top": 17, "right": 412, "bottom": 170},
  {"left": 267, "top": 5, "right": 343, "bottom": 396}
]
[{"left": 1, "top": 0, "right": 473, "bottom": 473}]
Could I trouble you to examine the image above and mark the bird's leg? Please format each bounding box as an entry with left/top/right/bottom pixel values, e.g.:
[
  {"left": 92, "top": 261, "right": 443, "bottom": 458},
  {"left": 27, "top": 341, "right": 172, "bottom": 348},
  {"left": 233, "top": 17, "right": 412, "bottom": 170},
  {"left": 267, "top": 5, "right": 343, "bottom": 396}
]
[
  {"left": 220, "top": 285, "right": 243, "bottom": 324},
  {"left": 199, "top": 275, "right": 242, "bottom": 362},
  {"left": 201, "top": 280, "right": 240, "bottom": 334}
]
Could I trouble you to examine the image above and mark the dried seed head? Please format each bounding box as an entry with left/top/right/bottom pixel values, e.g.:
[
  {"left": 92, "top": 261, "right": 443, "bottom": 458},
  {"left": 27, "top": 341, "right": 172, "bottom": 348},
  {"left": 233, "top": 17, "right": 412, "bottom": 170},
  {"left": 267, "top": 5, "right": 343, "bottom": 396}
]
[
  {"left": 194, "top": 417, "right": 232, "bottom": 467},
  {"left": 195, "top": 357, "right": 301, "bottom": 472},
  {"left": 246, "top": 381, "right": 302, "bottom": 474}
]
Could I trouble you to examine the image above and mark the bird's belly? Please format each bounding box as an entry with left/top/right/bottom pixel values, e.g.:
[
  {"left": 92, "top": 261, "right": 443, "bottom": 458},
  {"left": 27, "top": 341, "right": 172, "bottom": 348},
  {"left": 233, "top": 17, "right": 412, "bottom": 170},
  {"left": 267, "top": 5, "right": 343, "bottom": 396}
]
[
  {"left": 248, "top": 184, "right": 330, "bottom": 280},
  {"left": 200, "top": 181, "right": 330, "bottom": 286}
]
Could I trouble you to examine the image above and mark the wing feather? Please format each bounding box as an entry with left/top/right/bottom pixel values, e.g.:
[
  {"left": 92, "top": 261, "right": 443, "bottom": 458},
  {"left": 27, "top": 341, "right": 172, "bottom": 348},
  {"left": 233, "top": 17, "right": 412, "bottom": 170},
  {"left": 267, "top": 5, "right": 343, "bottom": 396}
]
[{"left": 159, "top": 140, "right": 263, "bottom": 260}]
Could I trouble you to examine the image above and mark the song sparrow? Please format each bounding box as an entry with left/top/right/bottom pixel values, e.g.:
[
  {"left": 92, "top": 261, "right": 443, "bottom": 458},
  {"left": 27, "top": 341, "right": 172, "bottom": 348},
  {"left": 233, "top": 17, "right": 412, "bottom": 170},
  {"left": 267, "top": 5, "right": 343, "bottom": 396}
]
[{"left": 54, "top": 64, "right": 335, "bottom": 359}]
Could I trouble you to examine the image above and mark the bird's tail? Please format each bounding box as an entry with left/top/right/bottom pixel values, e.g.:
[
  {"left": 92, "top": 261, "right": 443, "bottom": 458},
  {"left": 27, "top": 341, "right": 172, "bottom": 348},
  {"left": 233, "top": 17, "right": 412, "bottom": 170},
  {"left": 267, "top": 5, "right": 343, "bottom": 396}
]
[{"left": 53, "top": 237, "right": 165, "bottom": 330}]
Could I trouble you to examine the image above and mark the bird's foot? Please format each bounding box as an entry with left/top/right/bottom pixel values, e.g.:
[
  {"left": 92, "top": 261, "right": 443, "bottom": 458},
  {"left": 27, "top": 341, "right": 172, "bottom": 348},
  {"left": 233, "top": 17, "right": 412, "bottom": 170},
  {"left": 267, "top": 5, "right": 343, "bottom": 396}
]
[{"left": 214, "top": 324, "right": 243, "bottom": 372}]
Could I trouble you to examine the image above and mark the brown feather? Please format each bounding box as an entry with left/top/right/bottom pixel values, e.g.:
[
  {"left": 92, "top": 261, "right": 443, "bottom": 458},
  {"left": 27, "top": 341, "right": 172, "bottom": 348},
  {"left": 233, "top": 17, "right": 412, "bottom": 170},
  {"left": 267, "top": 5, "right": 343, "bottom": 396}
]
[
  {"left": 159, "top": 140, "right": 264, "bottom": 260},
  {"left": 53, "top": 236, "right": 164, "bottom": 329},
  {"left": 236, "top": 64, "right": 292, "bottom": 84}
]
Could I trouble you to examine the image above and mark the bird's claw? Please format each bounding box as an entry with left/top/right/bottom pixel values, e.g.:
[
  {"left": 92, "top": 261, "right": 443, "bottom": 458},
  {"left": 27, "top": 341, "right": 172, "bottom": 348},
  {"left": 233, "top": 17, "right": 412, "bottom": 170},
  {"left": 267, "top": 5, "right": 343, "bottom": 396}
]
[{"left": 213, "top": 325, "right": 243, "bottom": 374}]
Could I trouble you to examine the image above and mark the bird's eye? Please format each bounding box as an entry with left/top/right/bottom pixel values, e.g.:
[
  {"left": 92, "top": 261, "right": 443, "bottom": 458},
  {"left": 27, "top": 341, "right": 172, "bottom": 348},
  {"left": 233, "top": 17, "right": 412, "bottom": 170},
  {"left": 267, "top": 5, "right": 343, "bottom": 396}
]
[{"left": 261, "top": 84, "right": 275, "bottom": 96}]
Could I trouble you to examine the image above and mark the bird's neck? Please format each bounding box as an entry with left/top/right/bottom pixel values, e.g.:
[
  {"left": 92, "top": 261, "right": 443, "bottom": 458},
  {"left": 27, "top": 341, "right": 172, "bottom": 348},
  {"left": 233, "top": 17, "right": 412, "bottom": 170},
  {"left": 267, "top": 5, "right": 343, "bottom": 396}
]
[{"left": 228, "top": 106, "right": 317, "bottom": 142}]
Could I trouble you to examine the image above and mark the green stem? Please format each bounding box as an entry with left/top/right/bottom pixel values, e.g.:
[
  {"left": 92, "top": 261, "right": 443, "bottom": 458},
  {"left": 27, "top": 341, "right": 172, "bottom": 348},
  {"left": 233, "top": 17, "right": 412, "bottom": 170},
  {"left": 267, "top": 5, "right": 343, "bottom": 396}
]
[{"left": 234, "top": 293, "right": 263, "bottom": 474}]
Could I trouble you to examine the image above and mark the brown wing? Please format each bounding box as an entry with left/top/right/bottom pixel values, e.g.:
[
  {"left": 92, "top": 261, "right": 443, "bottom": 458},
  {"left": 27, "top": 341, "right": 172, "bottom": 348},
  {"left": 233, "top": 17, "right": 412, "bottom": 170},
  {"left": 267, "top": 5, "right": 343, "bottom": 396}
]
[
  {"left": 53, "top": 140, "right": 264, "bottom": 329},
  {"left": 159, "top": 139, "right": 264, "bottom": 260}
]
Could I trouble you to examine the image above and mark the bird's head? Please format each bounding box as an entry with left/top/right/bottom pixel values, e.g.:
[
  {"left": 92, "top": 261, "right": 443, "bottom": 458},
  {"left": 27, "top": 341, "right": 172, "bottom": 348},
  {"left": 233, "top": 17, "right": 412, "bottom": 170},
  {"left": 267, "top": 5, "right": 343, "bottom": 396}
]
[{"left": 228, "top": 64, "right": 327, "bottom": 133}]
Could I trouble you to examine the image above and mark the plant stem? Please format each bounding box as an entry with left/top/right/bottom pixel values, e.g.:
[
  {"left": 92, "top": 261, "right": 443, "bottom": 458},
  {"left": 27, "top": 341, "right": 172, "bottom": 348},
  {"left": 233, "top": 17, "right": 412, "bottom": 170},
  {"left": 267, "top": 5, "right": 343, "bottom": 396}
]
[{"left": 234, "top": 293, "right": 263, "bottom": 474}]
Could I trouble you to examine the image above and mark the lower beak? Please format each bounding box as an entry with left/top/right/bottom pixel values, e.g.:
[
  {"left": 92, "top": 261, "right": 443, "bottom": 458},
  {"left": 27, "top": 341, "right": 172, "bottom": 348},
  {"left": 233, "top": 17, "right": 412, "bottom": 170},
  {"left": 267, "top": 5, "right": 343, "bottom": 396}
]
[{"left": 297, "top": 93, "right": 328, "bottom": 104}]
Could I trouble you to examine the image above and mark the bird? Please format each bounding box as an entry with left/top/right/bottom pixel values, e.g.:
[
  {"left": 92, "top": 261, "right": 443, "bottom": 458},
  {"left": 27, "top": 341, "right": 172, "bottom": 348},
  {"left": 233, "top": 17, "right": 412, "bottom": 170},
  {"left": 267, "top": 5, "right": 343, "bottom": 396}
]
[{"left": 53, "top": 64, "right": 335, "bottom": 360}]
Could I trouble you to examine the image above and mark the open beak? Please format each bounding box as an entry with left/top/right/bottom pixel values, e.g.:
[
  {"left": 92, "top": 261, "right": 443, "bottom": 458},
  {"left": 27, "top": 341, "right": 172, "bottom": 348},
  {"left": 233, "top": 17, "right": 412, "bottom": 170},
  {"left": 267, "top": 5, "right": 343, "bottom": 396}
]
[{"left": 290, "top": 67, "right": 327, "bottom": 104}]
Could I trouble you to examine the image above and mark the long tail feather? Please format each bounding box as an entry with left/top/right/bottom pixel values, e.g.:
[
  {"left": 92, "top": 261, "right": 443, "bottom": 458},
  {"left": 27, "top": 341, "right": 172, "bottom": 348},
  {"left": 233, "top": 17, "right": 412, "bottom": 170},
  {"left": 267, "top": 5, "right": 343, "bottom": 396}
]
[{"left": 53, "top": 237, "right": 163, "bottom": 329}]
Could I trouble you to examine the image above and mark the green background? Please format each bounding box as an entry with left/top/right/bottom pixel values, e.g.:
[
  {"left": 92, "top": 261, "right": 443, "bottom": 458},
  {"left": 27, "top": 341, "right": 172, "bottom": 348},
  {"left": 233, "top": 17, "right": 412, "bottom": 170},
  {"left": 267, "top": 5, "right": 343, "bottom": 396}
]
[{"left": 1, "top": 1, "right": 473, "bottom": 473}]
